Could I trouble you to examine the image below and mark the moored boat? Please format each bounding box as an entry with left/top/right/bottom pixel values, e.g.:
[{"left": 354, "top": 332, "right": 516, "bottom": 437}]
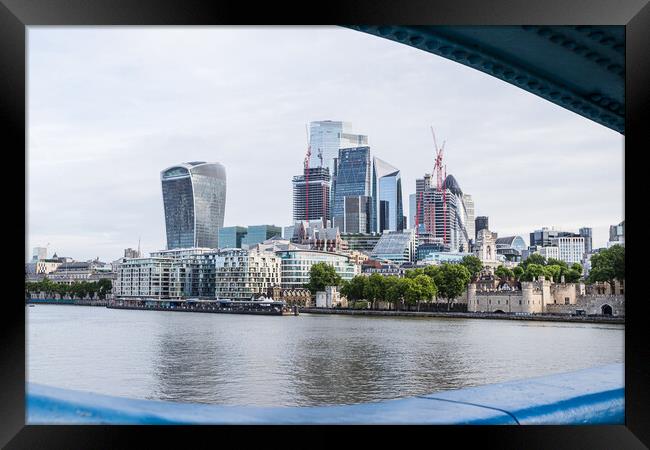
[{"left": 107, "top": 297, "right": 298, "bottom": 316}]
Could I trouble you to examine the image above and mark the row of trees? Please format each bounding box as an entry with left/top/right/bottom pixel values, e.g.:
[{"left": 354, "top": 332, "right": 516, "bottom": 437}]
[
  {"left": 25, "top": 277, "right": 113, "bottom": 300},
  {"left": 304, "top": 245, "right": 625, "bottom": 310},
  {"left": 306, "top": 257, "right": 480, "bottom": 310}
]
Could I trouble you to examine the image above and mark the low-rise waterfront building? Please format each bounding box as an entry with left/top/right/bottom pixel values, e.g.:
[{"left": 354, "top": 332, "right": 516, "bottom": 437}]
[
  {"left": 114, "top": 257, "right": 174, "bottom": 299},
  {"left": 495, "top": 236, "right": 526, "bottom": 262},
  {"left": 340, "top": 232, "right": 382, "bottom": 254},
  {"left": 214, "top": 249, "right": 281, "bottom": 300},
  {"left": 241, "top": 225, "right": 282, "bottom": 248},
  {"left": 370, "top": 229, "right": 416, "bottom": 264},
  {"left": 361, "top": 259, "right": 405, "bottom": 277},
  {"left": 418, "top": 251, "right": 472, "bottom": 266},
  {"left": 268, "top": 286, "right": 312, "bottom": 306},
  {"left": 274, "top": 247, "right": 360, "bottom": 289},
  {"left": 218, "top": 226, "right": 248, "bottom": 249}
]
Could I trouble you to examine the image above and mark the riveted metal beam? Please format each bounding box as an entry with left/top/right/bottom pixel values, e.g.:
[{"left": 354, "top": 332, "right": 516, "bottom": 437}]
[{"left": 346, "top": 26, "right": 624, "bottom": 134}]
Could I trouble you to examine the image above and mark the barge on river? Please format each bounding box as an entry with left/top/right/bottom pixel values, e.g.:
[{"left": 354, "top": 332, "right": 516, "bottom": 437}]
[{"left": 107, "top": 298, "right": 297, "bottom": 316}]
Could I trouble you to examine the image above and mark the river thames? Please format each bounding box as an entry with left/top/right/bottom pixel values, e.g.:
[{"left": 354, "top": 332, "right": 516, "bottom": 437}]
[{"left": 27, "top": 305, "right": 624, "bottom": 407}]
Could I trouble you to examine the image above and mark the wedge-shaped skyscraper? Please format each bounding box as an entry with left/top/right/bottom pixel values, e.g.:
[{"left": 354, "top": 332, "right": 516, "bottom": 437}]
[{"left": 161, "top": 162, "right": 226, "bottom": 249}]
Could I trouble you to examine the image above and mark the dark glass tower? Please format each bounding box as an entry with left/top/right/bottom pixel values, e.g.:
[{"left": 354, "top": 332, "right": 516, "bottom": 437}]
[
  {"left": 161, "top": 162, "right": 226, "bottom": 249},
  {"left": 332, "top": 147, "right": 371, "bottom": 229}
]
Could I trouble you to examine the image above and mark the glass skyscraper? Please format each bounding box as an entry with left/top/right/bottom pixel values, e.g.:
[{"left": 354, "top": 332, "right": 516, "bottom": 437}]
[
  {"left": 308, "top": 121, "right": 368, "bottom": 177},
  {"left": 372, "top": 157, "right": 403, "bottom": 233},
  {"left": 161, "top": 162, "right": 226, "bottom": 250},
  {"left": 331, "top": 147, "right": 372, "bottom": 230}
]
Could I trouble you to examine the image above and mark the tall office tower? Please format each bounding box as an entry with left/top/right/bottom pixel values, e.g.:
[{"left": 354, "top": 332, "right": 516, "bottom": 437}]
[
  {"left": 292, "top": 166, "right": 331, "bottom": 224},
  {"left": 463, "top": 194, "right": 475, "bottom": 244},
  {"left": 409, "top": 193, "right": 417, "bottom": 229},
  {"left": 32, "top": 247, "right": 47, "bottom": 262},
  {"left": 343, "top": 195, "right": 371, "bottom": 233},
  {"left": 529, "top": 227, "right": 574, "bottom": 247},
  {"left": 475, "top": 216, "right": 489, "bottom": 239},
  {"left": 608, "top": 221, "right": 625, "bottom": 247},
  {"left": 308, "top": 121, "right": 368, "bottom": 177},
  {"left": 372, "top": 157, "right": 404, "bottom": 233},
  {"left": 124, "top": 248, "right": 140, "bottom": 259},
  {"left": 332, "top": 147, "right": 372, "bottom": 230},
  {"left": 579, "top": 227, "right": 593, "bottom": 254},
  {"left": 418, "top": 174, "right": 470, "bottom": 252},
  {"left": 414, "top": 173, "right": 434, "bottom": 230},
  {"left": 161, "top": 162, "right": 226, "bottom": 250}
]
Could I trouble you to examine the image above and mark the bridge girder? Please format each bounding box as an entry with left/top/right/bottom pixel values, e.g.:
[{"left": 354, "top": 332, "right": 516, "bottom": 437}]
[{"left": 346, "top": 26, "right": 624, "bottom": 134}]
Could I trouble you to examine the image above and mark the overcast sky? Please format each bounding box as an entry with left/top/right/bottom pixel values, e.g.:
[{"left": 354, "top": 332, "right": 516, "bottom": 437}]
[{"left": 27, "top": 26, "right": 624, "bottom": 262}]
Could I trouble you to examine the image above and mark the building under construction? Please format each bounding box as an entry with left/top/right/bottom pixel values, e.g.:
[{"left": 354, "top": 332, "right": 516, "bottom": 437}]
[
  {"left": 292, "top": 166, "right": 330, "bottom": 224},
  {"left": 413, "top": 128, "right": 471, "bottom": 253}
]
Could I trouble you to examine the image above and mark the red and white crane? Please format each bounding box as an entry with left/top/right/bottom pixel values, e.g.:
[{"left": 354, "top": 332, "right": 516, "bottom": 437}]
[{"left": 304, "top": 125, "right": 312, "bottom": 222}]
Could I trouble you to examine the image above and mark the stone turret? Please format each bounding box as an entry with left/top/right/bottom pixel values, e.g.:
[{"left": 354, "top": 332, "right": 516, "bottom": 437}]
[{"left": 467, "top": 283, "right": 477, "bottom": 311}]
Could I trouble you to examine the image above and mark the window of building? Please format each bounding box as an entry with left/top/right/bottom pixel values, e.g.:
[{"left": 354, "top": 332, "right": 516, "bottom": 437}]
[{"left": 565, "top": 297, "right": 570, "bottom": 305}]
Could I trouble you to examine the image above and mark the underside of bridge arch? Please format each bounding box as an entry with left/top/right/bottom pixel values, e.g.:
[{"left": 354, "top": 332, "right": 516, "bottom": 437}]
[{"left": 345, "top": 26, "right": 624, "bottom": 134}]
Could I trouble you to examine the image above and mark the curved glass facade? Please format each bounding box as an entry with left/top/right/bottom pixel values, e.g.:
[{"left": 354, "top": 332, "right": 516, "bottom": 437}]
[{"left": 161, "top": 162, "right": 226, "bottom": 250}]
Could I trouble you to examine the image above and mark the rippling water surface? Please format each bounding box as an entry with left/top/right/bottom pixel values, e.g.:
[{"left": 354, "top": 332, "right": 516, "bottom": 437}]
[{"left": 27, "top": 305, "right": 624, "bottom": 406}]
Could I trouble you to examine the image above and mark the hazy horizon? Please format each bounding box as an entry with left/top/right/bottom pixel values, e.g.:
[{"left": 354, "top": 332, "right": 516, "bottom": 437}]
[{"left": 27, "top": 26, "right": 624, "bottom": 262}]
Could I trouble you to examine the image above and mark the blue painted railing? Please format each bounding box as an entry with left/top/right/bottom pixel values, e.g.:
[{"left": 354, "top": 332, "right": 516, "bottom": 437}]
[{"left": 27, "top": 363, "right": 624, "bottom": 425}]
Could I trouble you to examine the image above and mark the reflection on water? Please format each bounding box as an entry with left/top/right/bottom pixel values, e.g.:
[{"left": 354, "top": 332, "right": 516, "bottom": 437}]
[{"left": 27, "top": 305, "right": 624, "bottom": 406}]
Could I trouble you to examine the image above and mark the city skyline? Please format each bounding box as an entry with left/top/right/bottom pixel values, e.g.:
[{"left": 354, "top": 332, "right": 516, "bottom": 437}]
[{"left": 27, "top": 27, "right": 623, "bottom": 261}]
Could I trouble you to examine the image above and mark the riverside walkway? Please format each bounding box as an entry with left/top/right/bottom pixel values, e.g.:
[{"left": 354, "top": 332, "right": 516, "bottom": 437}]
[{"left": 27, "top": 363, "right": 623, "bottom": 425}]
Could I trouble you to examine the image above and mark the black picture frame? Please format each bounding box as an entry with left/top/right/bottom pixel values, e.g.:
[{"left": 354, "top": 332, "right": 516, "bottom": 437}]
[{"left": 4, "top": 0, "right": 647, "bottom": 447}]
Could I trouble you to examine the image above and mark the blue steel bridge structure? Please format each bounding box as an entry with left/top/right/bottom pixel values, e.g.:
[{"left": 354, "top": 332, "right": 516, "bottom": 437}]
[{"left": 345, "top": 25, "right": 624, "bottom": 134}]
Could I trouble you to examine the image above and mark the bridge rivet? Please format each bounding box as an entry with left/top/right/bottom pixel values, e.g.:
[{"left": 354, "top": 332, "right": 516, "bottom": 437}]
[
  {"left": 425, "top": 40, "right": 438, "bottom": 50},
  {"left": 378, "top": 26, "right": 392, "bottom": 36},
  {"left": 394, "top": 31, "right": 407, "bottom": 40},
  {"left": 453, "top": 50, "right": 467, "bottom": 60}
]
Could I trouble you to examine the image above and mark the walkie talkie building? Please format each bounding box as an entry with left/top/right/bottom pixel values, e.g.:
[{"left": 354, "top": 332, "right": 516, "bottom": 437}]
[{"left": 161, "top": 162, "right": 226, "bottom": 250}]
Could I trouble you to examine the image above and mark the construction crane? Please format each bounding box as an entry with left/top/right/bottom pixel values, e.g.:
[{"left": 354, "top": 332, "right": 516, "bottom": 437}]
[
  {"left": 430, "top": 126, "right": 447, "bottom": 245},
  {"left": 317, "top": 148, "right": 327, "bottom": 226},
  {"left": 304, "top": 125, "right": 312, "bottom": 222}
]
